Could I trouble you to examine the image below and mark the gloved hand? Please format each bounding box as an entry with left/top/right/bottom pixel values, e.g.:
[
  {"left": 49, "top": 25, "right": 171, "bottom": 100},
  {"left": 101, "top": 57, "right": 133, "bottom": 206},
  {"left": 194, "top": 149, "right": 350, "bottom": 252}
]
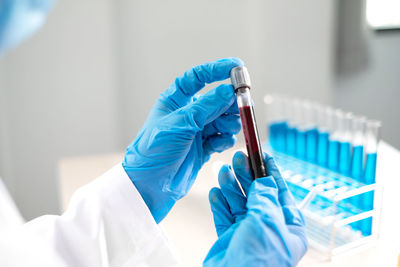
[
  {"left": 0, "top": 0, "right": 56, "bottom": 54},
  {"left": 123, "top": 58, "right": 244, "bottom": 223},
  {"left": 204, "top": 151, "right": 308, "bottom": 267}
]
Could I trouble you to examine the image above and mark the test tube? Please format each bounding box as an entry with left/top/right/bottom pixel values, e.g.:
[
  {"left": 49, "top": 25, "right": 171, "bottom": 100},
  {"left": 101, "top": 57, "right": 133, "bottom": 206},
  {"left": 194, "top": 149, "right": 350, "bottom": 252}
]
[
  {"left": 285, "top": 98, "right": 297, "bottom": 155},
  {"left": 360, "top": 120, "right": 381, "bottom": 236},
  {"left": 327, "top": 109, "right": 342, "bottom": 171},
  {"left": 350, "top": 116, "right": 366, "bottom": 232},
  {"left": 264, "top": 94, "right": 287, "bottom": 152},
  {"left": 364, "top": 120, "right": 381, "bottom": 181},
  {"left": 350, "top": 116, "right": 367, "bottom": 181},
  {"left": 336, "top": 112, "right": 355, "bottom": 230},
  {"left": 316, "top": 106, "right": 332, "bottom": 166},
  {"left": 276, "top": 96, "right": 289, "bottom": 152},
  {"left": 338, "top": 112, "right": 353, "bottom": 176},
  {"left": 230, "top": 66, "right": 267, "bottom": 179},
  {"left": 264, "top": 94, "right": 278, "bottom": 149},
  {"left": 295, "top": 100, "right": 307, "bottom": 159},
  {"left": 305, "top": 102, "right": 319, "bottom": 163}
]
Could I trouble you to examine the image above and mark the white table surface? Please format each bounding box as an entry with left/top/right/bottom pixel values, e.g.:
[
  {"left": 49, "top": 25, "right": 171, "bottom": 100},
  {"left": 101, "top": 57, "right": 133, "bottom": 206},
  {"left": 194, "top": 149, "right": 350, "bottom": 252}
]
[{"left": 58, "top": 141, "right": 400, "bottom": 267}]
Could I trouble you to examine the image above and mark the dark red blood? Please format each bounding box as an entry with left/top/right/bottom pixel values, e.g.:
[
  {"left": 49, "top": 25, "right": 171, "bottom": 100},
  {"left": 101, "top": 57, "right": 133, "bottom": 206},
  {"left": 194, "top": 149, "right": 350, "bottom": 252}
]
[{"left": 239, "top": 105, "right": 267, "bottom": 179}]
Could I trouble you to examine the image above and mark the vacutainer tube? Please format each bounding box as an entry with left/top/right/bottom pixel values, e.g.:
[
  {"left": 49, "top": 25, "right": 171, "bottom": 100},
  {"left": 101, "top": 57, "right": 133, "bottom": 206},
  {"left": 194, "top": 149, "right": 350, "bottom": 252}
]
[{"left": 231, "top": 66, "right": 267, "bottom": 179}]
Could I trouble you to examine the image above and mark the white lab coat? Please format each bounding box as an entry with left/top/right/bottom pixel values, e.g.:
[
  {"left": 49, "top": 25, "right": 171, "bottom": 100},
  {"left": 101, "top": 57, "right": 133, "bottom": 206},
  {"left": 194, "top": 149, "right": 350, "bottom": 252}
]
[{"left": 0, "top": 164, "right": 177, "bottom": 267}]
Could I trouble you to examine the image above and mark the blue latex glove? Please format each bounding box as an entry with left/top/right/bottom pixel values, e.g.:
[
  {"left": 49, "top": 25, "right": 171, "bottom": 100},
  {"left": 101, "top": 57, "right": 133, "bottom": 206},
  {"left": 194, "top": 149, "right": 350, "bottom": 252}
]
[
  {"left": 123, "top": 58, "right": 244, "bottom": 223},
  {"left": 0, "top": 0, "right": 56, "bottom": 54},
  {"left": 204, "top": 151, "right": 308, "bottom": 267}
]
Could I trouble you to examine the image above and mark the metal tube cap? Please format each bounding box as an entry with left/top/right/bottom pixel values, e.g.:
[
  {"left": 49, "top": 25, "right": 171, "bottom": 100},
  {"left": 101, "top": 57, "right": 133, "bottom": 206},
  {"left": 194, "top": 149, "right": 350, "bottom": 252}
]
[{"left": 230, "top": 66, "right": 251, "bottom": 91}]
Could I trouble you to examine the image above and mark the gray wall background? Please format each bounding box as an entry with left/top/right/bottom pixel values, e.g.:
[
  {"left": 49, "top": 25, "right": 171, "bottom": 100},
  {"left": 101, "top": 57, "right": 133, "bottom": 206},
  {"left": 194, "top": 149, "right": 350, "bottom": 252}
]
[
  {"left": 116, "top": 0, "right": 334, "bottom": 146},
  {"left": 0, "top": 0, "right": 397, "bottom": 219},
  {"left": 334, "top": 32, "right": 400, "bottom": 149},
  {"left": 0, "top": 0, "right": 121, "bottom": 219}
]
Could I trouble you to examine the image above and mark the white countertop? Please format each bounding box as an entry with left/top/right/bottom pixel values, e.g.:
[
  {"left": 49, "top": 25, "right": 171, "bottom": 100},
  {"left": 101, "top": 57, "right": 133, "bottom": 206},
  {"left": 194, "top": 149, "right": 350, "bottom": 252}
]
[{"left": 58, "top": 141, "right": 400, "bottom": 267}]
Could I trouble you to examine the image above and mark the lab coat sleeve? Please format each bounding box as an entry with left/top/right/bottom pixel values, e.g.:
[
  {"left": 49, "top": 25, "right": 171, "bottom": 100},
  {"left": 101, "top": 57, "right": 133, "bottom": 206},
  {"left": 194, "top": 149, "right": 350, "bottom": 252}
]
[{"left": 22, "top": 163, "right": 178, "bottom": 267}]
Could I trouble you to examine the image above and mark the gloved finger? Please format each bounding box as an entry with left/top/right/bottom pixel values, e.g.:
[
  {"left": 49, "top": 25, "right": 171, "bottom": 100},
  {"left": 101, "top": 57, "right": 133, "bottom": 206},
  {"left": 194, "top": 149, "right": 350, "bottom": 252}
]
[
  {"left": 209, "top": 187, "right": 234, "bottom": 237},
  {"left": 264, "top": 152, "right": 296, "bottom": 208},
  {"left": 281, "top": 205, "right": 305, "bottom": 227},
  {"left": 202, "top": 114, "right": 241, "bottom": 137},
  {"left": 232, "top": 151, "right": 253, "bottom": 195},
  {"left": 223, "top": 97, "right": 239, "bottom": 115},
  {"left": 264, "top": 153, "right": 303, "bottom": 226},
  {"left": 287, "top": 225, "right": 309, "bottom": 265},
  {"left": 203, "top": 134, "right": 236, "bottom": 156},
  {"left": 246, "top": 176, "right": 286, "bottom": 222},
  {"left": 161, "top": 58, "right": 244, "bottom": 109},
  {"left": 218, "top": 165, "right": 247, "bottom": 220},
  {"left": 180, "top": 84, "right": 236, "bottom": 130}
]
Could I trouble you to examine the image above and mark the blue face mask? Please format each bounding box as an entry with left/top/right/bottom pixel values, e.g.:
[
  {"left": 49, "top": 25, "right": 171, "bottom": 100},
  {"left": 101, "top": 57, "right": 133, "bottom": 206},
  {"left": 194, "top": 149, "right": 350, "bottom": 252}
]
[{"left": 0, "top": 0, "right": 56, "bottom": 55}]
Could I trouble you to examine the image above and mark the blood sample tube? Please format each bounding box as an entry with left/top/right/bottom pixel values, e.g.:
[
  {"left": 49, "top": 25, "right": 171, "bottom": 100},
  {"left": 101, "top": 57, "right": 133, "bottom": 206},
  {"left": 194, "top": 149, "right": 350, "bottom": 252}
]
[{"left": 230, "top": 66, "right": 267, "bottom": 179}]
